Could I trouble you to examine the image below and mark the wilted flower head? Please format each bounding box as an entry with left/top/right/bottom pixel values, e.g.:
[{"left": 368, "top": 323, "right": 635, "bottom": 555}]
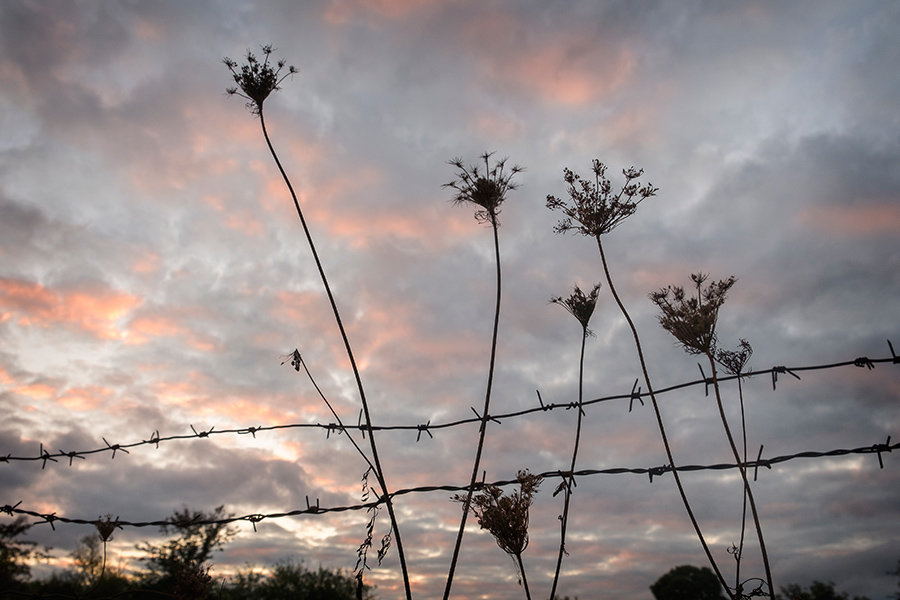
[
  {"left": 716, "top": 338, "right": 753, "bottom": 375},
  {"left": 224, "top": 44, "right": 297, "bottom": 115},
  {"left": 547, "top": 159, "right": 657, "bottom": 237},
  {"left": 453, "top": 469, "right": 541, "bottom": 557},
  {"left": 94, "top": 514, "right": 120, "bottom": 542},
  {"left": 649, "top": 273, "right": 736, "bottom": 356},
  {"left": 444, "top": 152, "right": 523, "bottom": 224},
  {"left": 552, "top": 283, "right": 602, "bottom": 336}
]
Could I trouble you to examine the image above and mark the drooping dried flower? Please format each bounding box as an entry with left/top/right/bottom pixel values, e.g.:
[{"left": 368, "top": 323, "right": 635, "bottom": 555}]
[
  {"left": 223, "top": 44, "right": 297, "bottom": 115},
  {"left": 444, "top": 152, "right": 523, "bottom": 224},
  {"left": 547, "top": 160, "right": 657, "bottom": 237},
  {"left": 551, "top": 283, "right": 602, "bottom": 336},
  {"left": 716, "top": 338, "right": 753, "bottom": 375},
  {"left": 649, "top": 273, "right": 736, "bottom": 356},
  {"left": 453, "top": 469, "right": 542, "bottom": 557}
]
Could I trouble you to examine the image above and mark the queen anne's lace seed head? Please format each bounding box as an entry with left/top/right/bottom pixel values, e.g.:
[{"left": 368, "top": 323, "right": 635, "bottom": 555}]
[
  {"left": 453, "top": 470, "right": 541, "bottom": 557},
  {"left": 551, "top": 283, "right": 602, "bottom": 336},
  {"left": 444, "top": 152, "right": 523, "bottom": 225},
  {"left": 650, "top": 273, "right": 736, "bottom": 356},
  {"left": 224, "top": 44, "right": 297, "bottom": 115},
  {"left": 547, "top": 160, "right": 657, "bottom": 237}
]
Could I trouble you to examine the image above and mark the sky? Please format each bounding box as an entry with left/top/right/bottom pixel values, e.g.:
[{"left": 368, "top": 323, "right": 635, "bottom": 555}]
[{"left": 1, "top": 1, "right": 899, "bottom": 599}]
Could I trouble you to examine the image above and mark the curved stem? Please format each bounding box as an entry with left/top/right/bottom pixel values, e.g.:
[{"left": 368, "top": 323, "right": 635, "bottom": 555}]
[
  {"left": 258, "top": 110, "right": 411, "bottom": 600},
  {"left": 549, "top": 330, "right": 587, "bottom": 600},
  {"left": 707, "top": 355, "right": 774, "bottom": 600},
  {"left": 596, "top": 237, "right": 733, "bottom": 599},
  {"left": 444, "top": 215, "right": 503, "bottom": 600}
]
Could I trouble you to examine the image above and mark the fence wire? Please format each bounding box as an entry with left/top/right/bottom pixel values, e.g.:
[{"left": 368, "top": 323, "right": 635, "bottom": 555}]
[
  {"left": 2, "top": 349, "right": 897, "bottom": 467},
  {"left": 1, "top": 345, "right": 897, "bottom": 537},
  {"left": 1, "top": 437, "right": 896, "bottom": 534}
]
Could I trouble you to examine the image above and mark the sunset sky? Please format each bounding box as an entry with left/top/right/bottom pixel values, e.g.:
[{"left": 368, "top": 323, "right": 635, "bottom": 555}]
[{"left": 1, "top": 1, "right": 899, "bottom": 599}]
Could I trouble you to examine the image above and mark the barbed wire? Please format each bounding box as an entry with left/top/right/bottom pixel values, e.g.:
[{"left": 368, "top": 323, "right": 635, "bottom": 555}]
[
  {"left": 2, "top": 345, "right": 897, "bottom": 467},
  {"left": 2, "top": 436, "right": 895, "bottom": 534}
]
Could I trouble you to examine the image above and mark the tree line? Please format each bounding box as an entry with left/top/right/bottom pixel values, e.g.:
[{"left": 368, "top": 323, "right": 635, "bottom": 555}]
[{"left": 0, "top": 506, "right": 372, "bottom": 600}]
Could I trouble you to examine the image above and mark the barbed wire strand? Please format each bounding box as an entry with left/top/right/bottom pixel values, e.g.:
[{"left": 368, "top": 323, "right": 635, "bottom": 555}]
[
  {"left": 2, "top": 436, "right": 894, "bottom": 533},
  {"left": 2, "top": 349, "right": 896, "bottom": 466}
]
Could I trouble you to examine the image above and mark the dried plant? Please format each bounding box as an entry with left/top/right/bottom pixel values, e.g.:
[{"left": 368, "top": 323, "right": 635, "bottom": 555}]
[
  {"left": 443, "top": 152, "right": 522, "bottom": 600},
  {"left": 650, "top": 273, "right": 736, "bottom": 356},
  {"left": 453, "top": 470, "right": 542, "bottom": 599},
  {"left": 549, "top": 161, "right": 731, "bottom": 596},
  {"left": 546, "top": 160, "right": 657, "bottom": 237},
  {"left": 444, "top": 152, "right": 523, "bottom": 225},
  {"left": 548, "top": 283, "right": 600, "bottom": 599},
  {"left": 225, "top": 46, "right": 410, "bottom": 599},
  {"left": 551, "top": 283, "right": 602, "bottom": 337},
  {"left": 652, "top": 275, "right": 773, "bottom": 599},
  {"left": 224, "top": 45, "right": 297, "bottom": 115},
  {"left": 93, "top": 514, "right": 121, "bottom": 580}
]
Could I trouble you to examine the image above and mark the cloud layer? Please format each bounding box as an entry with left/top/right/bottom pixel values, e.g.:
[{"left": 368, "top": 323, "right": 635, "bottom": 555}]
[{"left": 1, "top": 1, "right": 898, "bottom": 599}]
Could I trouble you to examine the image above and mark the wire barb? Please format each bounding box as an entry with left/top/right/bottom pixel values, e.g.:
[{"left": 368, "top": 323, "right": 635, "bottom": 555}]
[{"left": 628, "top": 379, "right": 643, "bottom": 412}]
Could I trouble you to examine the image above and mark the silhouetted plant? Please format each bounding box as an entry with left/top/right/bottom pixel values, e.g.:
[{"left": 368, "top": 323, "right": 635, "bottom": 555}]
[
  {"left": 547, "top": 160, "right": 734, "bottom": 595},
  {"left": 442, "top": 152, "right": 522, "bottom": 600},
  {"left": 453, "top": 470, "right": 542, "bottom": 600},
  {"left": 224, "top": 45, "right": 297, "bottom": 115},
  {"left": 548, "top": 282, "right": 601, "bottom": 600},
  {"left": 717, "top": 339, "right": 754, "bottom": 595},
  {"left": 224, "top": 45, "right": 411, "bottom": 599},
  {"left": 651, "top": 274, "right": 773, "bottom": 600}
]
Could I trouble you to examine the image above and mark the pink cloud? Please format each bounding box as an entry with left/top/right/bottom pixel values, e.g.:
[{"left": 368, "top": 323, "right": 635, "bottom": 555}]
[
  {"left": 125, "top": 311, "right": 220, "bottom": 352},
  {"left": 798, "top": 203, "right": 900, "bottom": 236},
  {"left": 0, "top": 277, "right": 141, "bottom": 340},
  {"left": 323, "top": 0, "right": 439, "bottom": 24},
  {"left": 463, "top": 10, "right": 636, "bottom": 107},
  {"left": 57, "top": 385, "right": 115, "bottom": 411}
]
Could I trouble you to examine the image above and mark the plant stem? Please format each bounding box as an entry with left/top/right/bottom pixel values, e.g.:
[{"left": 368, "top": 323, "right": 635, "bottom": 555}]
[
  {"left": 444, "top": 214, "right": 503, "bottom": 600},
  {"left": 549, "top": 329, "right": 587, "bottom": 600},
  {"left": 258, "top": 109, "right": 411, "bottom": 600},
  {"left": 298, "top": 352, "right": 377, "bottom": 474},
  {"left": 706, "top": 354, "right": 774, "bottom": 600},
  {"left": 517, "top": 553, "right": 533, "bottom": 600},
  {"left": 734, "top": 374, "right": 748, "bottom": 593},
  {"left": 596, "top": 237, "right": 733, "bottom": 599}
]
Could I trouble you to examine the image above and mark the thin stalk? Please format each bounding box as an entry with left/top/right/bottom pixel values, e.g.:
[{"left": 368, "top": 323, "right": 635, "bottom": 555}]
[
  {"left": 258, "top": 109, "right": 411, "bottom": 600},
  {"left": 298, "top": 352, "right": 377, "bottom": 475},
  {"left": 548, "top": 329, "right": 587, "bottom": 600},
  {"left": 444, "top": 214, "right": 503, "bottom": 600},
  {"left": 734, "top": 374, "right": 748, "bottom": 593},
  {"left": 596, "top": 237, "right": 733, "bottom": 599},
  {"left": 706, "top": 355, "right": 774, "bottom": 600},
  {"left": 517, "top": 553, "right": 533, "bottom": 600}
]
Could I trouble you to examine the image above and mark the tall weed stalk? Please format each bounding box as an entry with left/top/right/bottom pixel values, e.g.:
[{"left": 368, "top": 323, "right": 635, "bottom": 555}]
[
  {"left": 442, "top": 153, "right": 522, "bottom": 599},
  {"left": 548, "top": 160, "right": 734, "bottom": 596},
  {"left": 548, "top": 283, "right": 601, "bottom": 599},
  {"left": 651, "top": 275, "right": 773, "bottom": 598},
  {"left": 224, "top": 46, "right": 411, "bottom": 599}
]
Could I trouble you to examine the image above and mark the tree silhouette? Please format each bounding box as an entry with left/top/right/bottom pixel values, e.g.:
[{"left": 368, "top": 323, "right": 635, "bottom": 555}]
[{"left": 651, "top": 565, "right": 725, "bottom": 600}]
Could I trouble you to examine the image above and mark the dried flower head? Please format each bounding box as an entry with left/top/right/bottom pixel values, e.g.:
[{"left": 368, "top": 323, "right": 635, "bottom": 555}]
[
  {"left": 444, "top": 152, "right": 523, "bottom": 224},
  {"left": 716, "top": 338, "right": 753, "bottom": 375},
  {"left": 453, "top": 469, "right": 541, "bottom": 557},
  {"left": 551, "top": 283, "right": 602, "bottom": 336},
  {"left": 650, "top": 273, "right": 737, "bottom": 356},
  {"left": 223, "top": 44, "right": 297, "bottom": 115},
  {"left": 94, "top": 514, "right": 120, "bottom": 542},
  {"left": 547, "top": 160, "right": 657, "bottom": 237}
]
